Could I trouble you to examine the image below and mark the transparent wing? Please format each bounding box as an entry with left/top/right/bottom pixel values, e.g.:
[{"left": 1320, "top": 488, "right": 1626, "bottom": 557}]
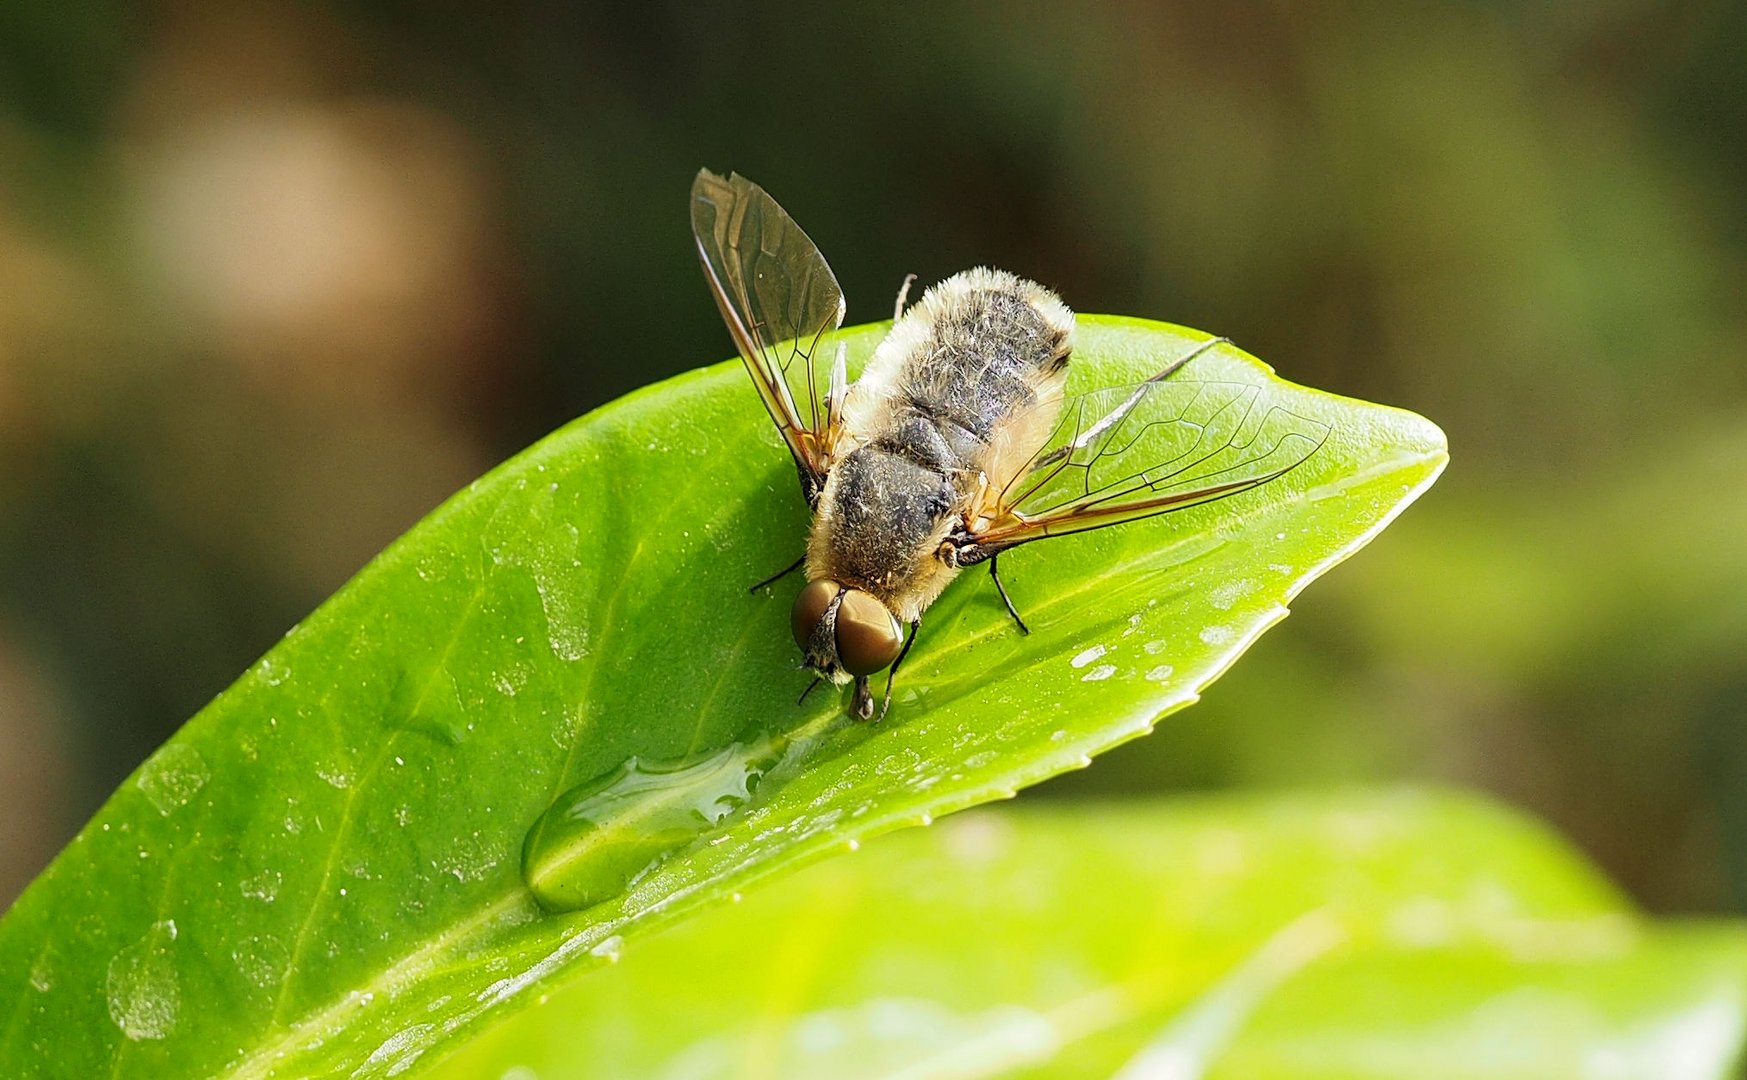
[
  {"left": 690, "top": 169, "right": 847, "bottom": 497},
  {"left": 971, "top": 381, "right": 1331, "bottom": 549}
]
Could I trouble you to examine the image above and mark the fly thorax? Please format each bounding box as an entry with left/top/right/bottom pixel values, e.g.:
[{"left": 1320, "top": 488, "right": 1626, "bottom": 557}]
[{"left": 819, "top": 447, "right": 957, "bottom": 595}]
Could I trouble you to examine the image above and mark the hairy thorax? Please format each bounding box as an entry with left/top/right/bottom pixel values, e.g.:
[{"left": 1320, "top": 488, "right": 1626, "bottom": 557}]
[{"left": 809, "top": 444, "right": 959, "bottom": 621}]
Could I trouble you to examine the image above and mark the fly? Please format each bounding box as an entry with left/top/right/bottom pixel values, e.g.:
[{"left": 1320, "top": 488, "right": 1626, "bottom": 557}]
[{"left": 691, "top": 170, "right": 1328, "bottom": 720}]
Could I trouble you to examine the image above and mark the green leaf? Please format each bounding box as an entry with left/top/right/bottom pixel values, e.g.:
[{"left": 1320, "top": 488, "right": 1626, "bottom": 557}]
[
  {"left": 430, "top": 791, "right": 1747, "bottom": 1080},
  {"left": 0, "top": 318, "right": 1445, "bottom": 1077}
]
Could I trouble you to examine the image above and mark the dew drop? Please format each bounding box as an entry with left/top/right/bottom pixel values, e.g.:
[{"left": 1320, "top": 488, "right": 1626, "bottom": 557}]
[
  {"left": 358, "top": 1023, "right": 435, "bottom": 1078},
  {"left": 1208, "top": 578, "right": 1258, "bottom": 611},
  {"left": 106, "top": 920, "right": 179, "bottom": 1041},
  {"left": 492, "top": 661, "right": 533, "bottom": 698},
  {"left": 1081, "top": 664, "right": 1117, "bottom": 682},
  {"left": 1199, "top": 625, "right": 1236, "bottom": 646},
  {"left": 1145, "top": 664, "right": 1175, "bottom": 683},
  {"left": 316, "top": 760, "right": 354, "bottom": 790},
  {"left": 231, "top": 935, "right": 287, "bottom": 989},
  {"left": 521, "top": 735, "right": 788, "bottom": 913},
  {"left": 875, "top": 746, "right": 923, "bottom": 777},
  {"left": 589, "top": 935, "right": 624, "bottom": 964},
  {"left": 136, "top": 745, "right": 209, "bottom": 816},
  {"left": 437, "top": 832, "right": 498, "bottom": 884},
  {"left": 1069, "top": 645, "right": 1107, "bottom": 669},
  {"left": 240, "top": 869, "right": 282, "bottom": 903}
]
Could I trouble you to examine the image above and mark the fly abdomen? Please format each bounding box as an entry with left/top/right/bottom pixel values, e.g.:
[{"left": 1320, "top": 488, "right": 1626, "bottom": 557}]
[
  {"left": 874, "top": 411, "right": 969, "bottom": 477},
  {"left": 902, "top": 283, "right": 1068, "bottom": 431},
  {"left": 887, "top": 398, "right": 987, "bottom": 474}
]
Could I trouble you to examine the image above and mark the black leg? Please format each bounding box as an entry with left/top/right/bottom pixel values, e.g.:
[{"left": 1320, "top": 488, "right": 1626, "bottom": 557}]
[
  {"left": 797, "top": 676, "right": 823, "bottom": 706},
  {"left": 988, "top": 554, "right": 1029, "bottom": 635},
  {"left": 749, "top": 554, "right": 806, "bottom": 594},
  {"left": 877, "top": 618, "right": 922, "bottom": 722}
]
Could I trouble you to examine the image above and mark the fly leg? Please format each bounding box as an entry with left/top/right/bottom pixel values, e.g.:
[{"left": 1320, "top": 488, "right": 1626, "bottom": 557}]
[
  {"left": 892, "top": 273, "right": 917, "bottom": 322},
  {"left": 749, "top": 554, "right": 806, "bottom": 593},
  {"left": 851, "top": 677, "right": 874, "bottom": 721},
  {"left": 988, "top": 554, "right": 1029, "bottom": 635},
  {"left": 876, "top": 617, "right": 922, "bottom": 722}
]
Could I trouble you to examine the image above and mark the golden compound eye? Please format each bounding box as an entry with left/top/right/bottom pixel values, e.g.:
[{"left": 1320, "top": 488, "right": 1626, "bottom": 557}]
[
  {"left": 792, "top": 579, "right": 839, "bottom": 653},
  {"left": 834, "top": 589, "right": 903, "bottom": 676}
]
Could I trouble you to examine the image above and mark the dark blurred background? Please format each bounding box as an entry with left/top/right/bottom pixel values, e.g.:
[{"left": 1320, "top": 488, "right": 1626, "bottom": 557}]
[{"left": 2, "top": 1, "right": 1743, "bottom": 914}]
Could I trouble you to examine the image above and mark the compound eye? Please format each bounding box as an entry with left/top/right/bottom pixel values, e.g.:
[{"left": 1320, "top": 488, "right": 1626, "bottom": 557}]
[
  {"left": 792, "top": 579, "right": 838, "bottom": 652},
  {"left": 834, "top": 589, "right": 902, "bottom": 676}
]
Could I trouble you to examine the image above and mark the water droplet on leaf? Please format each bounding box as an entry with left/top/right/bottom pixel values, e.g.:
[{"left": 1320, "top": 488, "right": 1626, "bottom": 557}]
[
  {"left": 521, "top": 735, "right": 786, "bottom": 913},
  {"left": 240, "top": 869, "right": 282, "bottom": 903},
  {"left": 106, "top": 920, "right": 179, "bottom": 1041},
  {"left": 136, "top": 745, "right": 209, "bottom": 816},
  {"left": 258, "top": 657, "right": 290, "bottom": 686},
  {"left": 1199, "top": 625, "right": 1236, "bottom": 646},
  {"left": 589, "top": 935, "right": 624, "bottom": 963},
  {"left": 1069, "top": 645, "right": 1106, "bottom": 669}
]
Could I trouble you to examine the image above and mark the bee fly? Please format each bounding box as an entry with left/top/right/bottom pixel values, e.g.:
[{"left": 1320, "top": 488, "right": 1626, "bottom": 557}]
[{"left": 691, "top": 170, "right": 1328, "bottom": 721}]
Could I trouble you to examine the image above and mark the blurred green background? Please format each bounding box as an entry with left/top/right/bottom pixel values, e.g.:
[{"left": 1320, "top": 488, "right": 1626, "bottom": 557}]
[{"left": 1, "top": 1, "right": 1743, "bottom": 917}]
